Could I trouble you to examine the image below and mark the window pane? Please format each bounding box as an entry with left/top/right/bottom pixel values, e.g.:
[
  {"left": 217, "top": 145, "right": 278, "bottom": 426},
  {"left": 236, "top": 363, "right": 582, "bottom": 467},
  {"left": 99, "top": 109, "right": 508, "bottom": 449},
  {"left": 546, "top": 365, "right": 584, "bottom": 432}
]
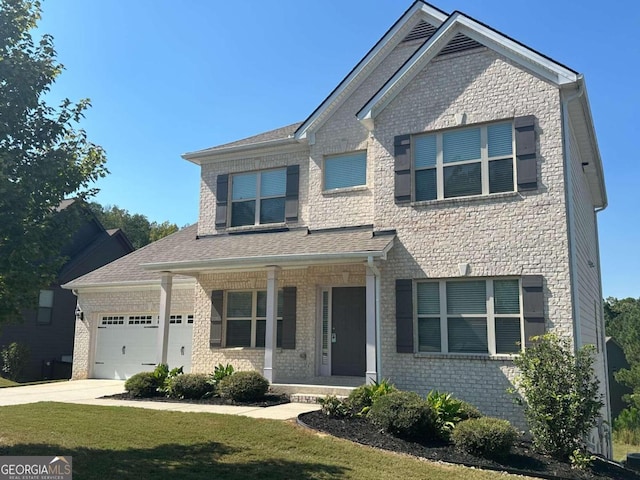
[
  {"left": 494, "top": 280, "right": 520, "bottom": 314},
  {"left": 418, "top": 318, "right": 441, "bottom": 352},
  {"left": 324, "top": 153, "right": 367, "bottom": 189},
  {"left": 447, "top": 281, "right": 486, "bottom": 314},
  {"left": 415, "top": 135, "right": 436, "bottom": 168},
  {"left": 444, "top": 163, "right": 481, "bottom": 198},
  {"left": 232, "top": 173, "right": 257, "bottom": 200},
  {"left": 261, "top": 169, "right": 286, "bottom": 197},
  {"left": 260, "top": 197, "right": 285, "bottom": 224},
  {"left": 417, "top": 283, "right": 440, "bottom": 315},
  {"left": 489, "top": 159, "right": 514, "bottom": 194},
  {"left": 39, "top": 290, "right": 54, "bottom": 308},
  {"left": 488, "top": 123, "right": 513, "bottom": 158},
  {"left": 495, "top": 317, "right": 521, "bottom": 353},
  {"left": 230, "top": 200, "right": 255, "bottom": 227},
  {"left": 226, "top": 292, "right": 253, "bottom": 318},
  {"left": 37, "top": 307, "right": 52, "bottom": 325},
  {"left": 448, "top": 317, "right": 488, "bottom": 353},
  {"left": 443, "top": 128, "right": 481, "bottom": 163},
  {"left": 256, "top": 319, "right": 283, "bottom": 348},
  {"left": 256, "top": 290, "right": 283, "bottom": 318},
  {"left": 226, "top": 320, "right": 251, "bottom": 347},
  {"left": 415, "top": 168, "right": 437, "bottom": 201}
]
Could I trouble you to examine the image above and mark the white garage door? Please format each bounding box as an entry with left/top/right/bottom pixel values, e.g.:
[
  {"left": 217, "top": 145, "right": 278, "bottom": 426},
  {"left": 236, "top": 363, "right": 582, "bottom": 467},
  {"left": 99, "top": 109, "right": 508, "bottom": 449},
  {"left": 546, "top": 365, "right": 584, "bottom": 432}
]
[{"left": 94, "top": 314, "right": 193, "bottom": 379}]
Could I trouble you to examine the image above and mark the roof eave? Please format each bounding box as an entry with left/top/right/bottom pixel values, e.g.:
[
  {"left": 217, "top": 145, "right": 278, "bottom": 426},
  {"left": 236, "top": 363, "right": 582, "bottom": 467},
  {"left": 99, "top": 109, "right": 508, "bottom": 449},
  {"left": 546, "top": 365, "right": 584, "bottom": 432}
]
[
  {"left": 182, "top": 137, "right": 302, "bottom": 165},
  {"left": 62, "top": 277, "right": 197, "bottom": 291}
]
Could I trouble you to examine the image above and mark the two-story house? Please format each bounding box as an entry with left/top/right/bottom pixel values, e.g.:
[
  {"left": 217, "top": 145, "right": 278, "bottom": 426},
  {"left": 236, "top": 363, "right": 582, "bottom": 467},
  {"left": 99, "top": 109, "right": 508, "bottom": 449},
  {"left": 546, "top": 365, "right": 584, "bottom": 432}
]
[{"left": 64, "top": 1, "right": 609, "bottom": 455}]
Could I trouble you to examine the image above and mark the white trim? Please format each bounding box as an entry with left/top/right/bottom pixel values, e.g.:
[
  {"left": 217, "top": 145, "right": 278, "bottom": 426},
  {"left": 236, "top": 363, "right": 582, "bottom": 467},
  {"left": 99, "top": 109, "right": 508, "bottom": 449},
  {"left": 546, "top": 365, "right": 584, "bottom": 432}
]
[
  {"left": 63, "top": 279, "right": 196, "bottom": 293},
  {"left": 182, "top": 138, "right": 303, "bottom": 165}
]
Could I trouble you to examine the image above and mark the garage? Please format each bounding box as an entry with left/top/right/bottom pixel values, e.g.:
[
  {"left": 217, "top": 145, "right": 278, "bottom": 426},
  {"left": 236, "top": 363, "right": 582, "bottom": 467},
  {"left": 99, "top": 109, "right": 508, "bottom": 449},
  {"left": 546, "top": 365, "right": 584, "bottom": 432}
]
[{"left": 93, "top": 313, "right": 193, "bottom": 379}]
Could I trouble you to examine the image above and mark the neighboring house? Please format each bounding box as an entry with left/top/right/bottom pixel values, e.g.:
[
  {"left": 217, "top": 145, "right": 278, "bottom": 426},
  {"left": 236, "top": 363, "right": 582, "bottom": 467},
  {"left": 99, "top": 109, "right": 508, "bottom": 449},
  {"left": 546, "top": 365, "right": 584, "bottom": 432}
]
[
  {"left": 63, "top": 1, "right": 610, "bottom": 455},
  {"left": 0, "top": 199, "right": 134, "bottom": 381}
]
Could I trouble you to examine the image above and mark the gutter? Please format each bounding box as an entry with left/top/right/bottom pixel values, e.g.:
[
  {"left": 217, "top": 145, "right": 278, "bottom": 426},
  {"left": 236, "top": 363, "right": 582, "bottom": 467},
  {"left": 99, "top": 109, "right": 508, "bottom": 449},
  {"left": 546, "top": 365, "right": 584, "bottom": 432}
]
[
  {"left": 368, "top": 256, "right": 382, "bottom": 383},
  {"left": 182, "top": 137, "right": 302, "bottom": 164}
]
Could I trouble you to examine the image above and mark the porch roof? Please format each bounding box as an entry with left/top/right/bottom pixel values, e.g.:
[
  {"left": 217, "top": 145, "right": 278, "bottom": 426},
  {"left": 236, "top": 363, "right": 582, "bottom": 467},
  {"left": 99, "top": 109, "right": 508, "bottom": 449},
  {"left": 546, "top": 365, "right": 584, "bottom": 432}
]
[{"left": 63, "top": 224, "right": 395, "bottom": 289}]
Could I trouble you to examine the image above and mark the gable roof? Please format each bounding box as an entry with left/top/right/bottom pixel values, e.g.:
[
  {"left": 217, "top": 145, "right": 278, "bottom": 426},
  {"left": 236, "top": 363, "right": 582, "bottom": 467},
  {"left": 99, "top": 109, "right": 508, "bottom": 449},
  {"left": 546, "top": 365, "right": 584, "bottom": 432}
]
[{"left": 63, "top": 224, "right": 395, "bottom": 289}]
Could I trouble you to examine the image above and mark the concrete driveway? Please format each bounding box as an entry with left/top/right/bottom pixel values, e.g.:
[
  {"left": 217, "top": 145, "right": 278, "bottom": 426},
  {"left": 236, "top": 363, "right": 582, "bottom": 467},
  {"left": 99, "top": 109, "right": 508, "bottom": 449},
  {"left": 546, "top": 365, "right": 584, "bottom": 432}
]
[{"left": 0, "top": 379, "right": 320, "bottom": 420}]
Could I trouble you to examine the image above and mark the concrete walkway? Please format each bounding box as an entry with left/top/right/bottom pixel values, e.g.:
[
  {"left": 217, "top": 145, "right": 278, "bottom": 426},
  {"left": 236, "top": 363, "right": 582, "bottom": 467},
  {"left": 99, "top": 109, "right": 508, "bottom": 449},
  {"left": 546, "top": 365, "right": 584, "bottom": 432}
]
[{"left": 0, "top": 379, "right": 320, "bottom": 420}]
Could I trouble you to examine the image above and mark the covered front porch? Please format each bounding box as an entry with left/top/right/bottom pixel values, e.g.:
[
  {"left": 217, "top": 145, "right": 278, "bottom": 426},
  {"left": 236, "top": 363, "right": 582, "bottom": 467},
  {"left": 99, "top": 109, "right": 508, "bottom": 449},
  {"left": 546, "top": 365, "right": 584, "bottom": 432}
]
[{"left": 141, "top": 226, "right": 395, "bottom": 386}]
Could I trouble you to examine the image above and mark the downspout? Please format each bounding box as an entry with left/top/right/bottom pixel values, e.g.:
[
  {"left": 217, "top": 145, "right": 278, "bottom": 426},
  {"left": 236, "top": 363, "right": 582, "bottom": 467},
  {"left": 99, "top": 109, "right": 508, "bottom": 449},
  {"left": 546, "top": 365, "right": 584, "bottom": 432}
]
[
  {"left": 368, "top": 256, "right": 382, "bottom": 383},
  {"left": 561, "top": 83, "right": 584, "bottom": 352}
]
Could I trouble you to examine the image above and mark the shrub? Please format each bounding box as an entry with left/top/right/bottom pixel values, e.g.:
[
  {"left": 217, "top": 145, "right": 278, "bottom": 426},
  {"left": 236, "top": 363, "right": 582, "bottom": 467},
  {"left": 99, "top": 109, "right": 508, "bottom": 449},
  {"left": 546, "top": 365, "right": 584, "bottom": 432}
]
[
  {"left": 318, "top": 395, "right": 349, "bottom": 417},
  {"left": 153, "top": 363, "right": 183, "bottom": 395},
  {"left": 218, "top": 370, "right": 269, "bottom": 402},
  {"left": 512, "top": 333, "right": 603, "bottom": 460},
  {"left": 209, "top": 363, "right": 235, "bottom": 388},
  {"left": 165, "top": 373, "right": 213, "bottom": 399},
  {"left": 452, "top": 417, "right": 518, "bottom": 459},
  {"left": 0, "top": 342, "right": 30, "bottom": 381},
  {"left": 345, "top": 379, "right": 397, "bottom": 416},
  {"left": 425, "top": 390, "right": 462, "bottom": 438},
  {"left": 125, "top": 372, "right": 159, "bottom": 398},
  {"left": 613, "top": 407, "right": 640, "bottom": 445},
  {"left": 458, "top": 400, "right": 483, "bottom": 421},
  {"left": 368, "top": 391, "right": 437, "bottom": 439}
]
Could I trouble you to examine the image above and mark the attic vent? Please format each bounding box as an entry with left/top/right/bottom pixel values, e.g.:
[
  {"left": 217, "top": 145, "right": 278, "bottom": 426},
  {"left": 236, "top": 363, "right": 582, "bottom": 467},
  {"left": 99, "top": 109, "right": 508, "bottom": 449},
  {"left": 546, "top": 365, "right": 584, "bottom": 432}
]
[
  {"left": 402, "top": 19, "right": 437, "bottom": 42},
  {"left": 438, "top": 32, "right": 483, "bottom": 56}
]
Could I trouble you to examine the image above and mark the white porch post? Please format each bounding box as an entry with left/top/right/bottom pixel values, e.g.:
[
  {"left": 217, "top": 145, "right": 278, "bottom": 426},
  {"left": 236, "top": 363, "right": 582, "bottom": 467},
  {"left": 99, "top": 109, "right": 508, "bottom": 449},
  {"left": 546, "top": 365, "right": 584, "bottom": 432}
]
[
  {"left": 365, "top": 266, "right": 377, "bottom": 385},
  {"left": 156, "top": 272, "right": 173, "bottom": 365},
  {"left": 263, "top": 266, "right": 280, "bottom": 383}
]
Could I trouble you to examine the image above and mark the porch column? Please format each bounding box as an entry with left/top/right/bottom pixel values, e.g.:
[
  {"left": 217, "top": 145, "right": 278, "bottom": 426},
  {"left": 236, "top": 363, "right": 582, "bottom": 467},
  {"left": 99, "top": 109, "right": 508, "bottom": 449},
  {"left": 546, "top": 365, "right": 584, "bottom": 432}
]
[
  {"left": 263, "top": 266, "right": 280, "bottom": 383},
  {"left": 365, "top": 266, "right": 378, "bottom": 385},
  {"left": 156, "top": 272, "right": 173, "bottom": 365}
]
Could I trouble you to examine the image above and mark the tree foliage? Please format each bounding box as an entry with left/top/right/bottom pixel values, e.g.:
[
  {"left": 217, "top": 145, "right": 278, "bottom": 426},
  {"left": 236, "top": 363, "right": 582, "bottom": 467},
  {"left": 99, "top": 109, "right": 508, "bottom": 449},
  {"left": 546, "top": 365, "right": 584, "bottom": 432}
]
[
  {"left": 89, "top": 203, "right": 179, "bottom": 249},
  {"left": 0, "top": 0, "right": 107, "bottom": 321},
  {"left": 512, "top": 334, "right": 603, "bottom": 460}
]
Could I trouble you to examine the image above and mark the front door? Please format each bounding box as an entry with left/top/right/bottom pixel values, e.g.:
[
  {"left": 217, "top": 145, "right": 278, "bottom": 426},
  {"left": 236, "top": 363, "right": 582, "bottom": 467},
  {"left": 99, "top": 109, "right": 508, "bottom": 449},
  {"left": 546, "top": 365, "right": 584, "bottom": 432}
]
[{"left": 331, "top": 287, "right": 366, "bottom": 376}]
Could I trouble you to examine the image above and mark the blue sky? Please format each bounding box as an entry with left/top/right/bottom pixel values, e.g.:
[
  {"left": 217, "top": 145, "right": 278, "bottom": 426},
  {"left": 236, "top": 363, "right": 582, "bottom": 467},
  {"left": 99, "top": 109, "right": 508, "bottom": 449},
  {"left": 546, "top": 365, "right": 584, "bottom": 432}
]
[{"left": 37, "top": 1, "right": 639, "bottom": 299}]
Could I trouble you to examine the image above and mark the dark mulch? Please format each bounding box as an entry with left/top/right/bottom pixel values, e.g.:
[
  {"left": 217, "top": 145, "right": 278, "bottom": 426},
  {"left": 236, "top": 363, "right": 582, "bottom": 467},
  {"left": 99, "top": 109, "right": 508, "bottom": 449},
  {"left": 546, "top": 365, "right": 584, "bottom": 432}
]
[
  {"left": 299, "top": 410, "right": 640, "bottom": 480},
  {"left": 102, "top": 391, "right": 289, "bottom": 408}
]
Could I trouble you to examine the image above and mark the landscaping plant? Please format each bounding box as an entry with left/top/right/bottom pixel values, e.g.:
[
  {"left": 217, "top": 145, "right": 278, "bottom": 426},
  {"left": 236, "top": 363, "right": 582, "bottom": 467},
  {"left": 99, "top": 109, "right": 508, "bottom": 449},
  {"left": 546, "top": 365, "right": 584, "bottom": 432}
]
[
  {"left": 0, "top": 342, "right": 29, "bottom": 381},
  {"left": 318, "top": 395, "right": 349, "bottom": 417},
  {"left": 425, "top": 390, "right": 463, "bottom": 438},
  {"left": 345, "top": 379, "right": 397, "bottom": 416},
  {"left": 208, "top": 363, "right": 235, "bottom": 390},
  {"left": 165, "top": 373, "right": 213, "bottom": 399},
  {"left": 368, "top": 390, "right": 437, "bottom": 439},
  {"left": 217, "top": 370, "right": 269, "bottom": 402},
  {"left": 512, "top": 333, "right": 603, "bottom": 463},
  {"left": 452, "top": 417, "right": 518, "bottom": 459},
  {"left": 124, "top": 372, "right": 159, "bottom": 398}
]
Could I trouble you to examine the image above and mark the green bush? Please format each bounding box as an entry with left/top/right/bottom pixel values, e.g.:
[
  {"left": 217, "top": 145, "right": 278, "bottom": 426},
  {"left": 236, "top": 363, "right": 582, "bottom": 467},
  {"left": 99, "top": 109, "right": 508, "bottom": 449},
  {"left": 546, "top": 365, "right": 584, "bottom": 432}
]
[
  {"left": 452, "top": 417, "right": 518, "bottom": 459},
  {"left": 613, "top": 407, "right": 640, "bottom": 445},
  {"left": 209, "top": 363, "right": 235, "bottom": 389},
  {"left": 0, "top": 342, "right": 30, "bottom": 381},
  {"left": 165, "top": 373, "right": 213, "bottom": 399},
  {"left": 318, "top": 395, "right": 349, "bottom": 417},
  {"left": 425, "top": 390, "right": 463, "bottom": 438},
  {"left": 125, "top": 372, "right": 159, "bottom": 398},
  {"left": 512, "top": 333, "right": 603, "bottom": 460},
  {"left": 345, "top": 379, "right": 397, "bottom": 416},
  {"left": 153, "top": 363, "right": 183, "bottom": 395},
  {"left": 218, "top": 370, "right": 269, "bottom": 402},
  {"left": 458, "top": 400, "right": 483, "bottom": 421},
  {"left": 368, "top": 391, "right": 436, "bottom": 439}
]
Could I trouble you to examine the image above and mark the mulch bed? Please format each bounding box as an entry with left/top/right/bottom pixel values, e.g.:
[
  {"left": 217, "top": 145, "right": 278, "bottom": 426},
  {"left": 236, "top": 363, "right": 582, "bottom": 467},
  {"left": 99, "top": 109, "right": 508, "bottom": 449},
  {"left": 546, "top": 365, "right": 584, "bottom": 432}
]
[
  {"left": 102, "top": 391, "right": 290, "bottom": 408},
  {"left": 298, "top": 410, "right": 640, "bottom": 480}
]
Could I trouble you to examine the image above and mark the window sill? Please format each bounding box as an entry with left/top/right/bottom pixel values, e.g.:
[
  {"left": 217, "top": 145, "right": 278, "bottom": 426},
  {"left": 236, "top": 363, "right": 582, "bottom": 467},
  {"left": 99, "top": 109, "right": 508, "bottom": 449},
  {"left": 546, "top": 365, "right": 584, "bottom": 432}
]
[
  {"left": 219, "top": 347, "right": 284, "bottom": 352},
  {"left": 225, "top": 222, "right": 288, "bottom": 234},
  {"left": 414, "top": 352, "right": 518, "bottom": 361},
  {"left": 410, "top": 191, "right": 520, "bottom": 208},
  {"left": 322, "top": 185, "right": 369, "bottom": 196}
]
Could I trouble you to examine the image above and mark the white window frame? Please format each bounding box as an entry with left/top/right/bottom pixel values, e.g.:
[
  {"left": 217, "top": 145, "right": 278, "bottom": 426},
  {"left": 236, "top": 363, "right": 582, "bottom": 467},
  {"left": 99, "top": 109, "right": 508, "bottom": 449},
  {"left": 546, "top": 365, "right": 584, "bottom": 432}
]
[
  {"left": 322, "top": 151, "right": 367, "bottom": 191},
  {"left": 36, "top": 289, "right": 54, "bottom": 325},
  {"left": 230, "top": 168, "right": 286, "bottom": 227},
  {"left": 416, "top": 278, "right": 524, "bottom": 356},
  {"left": 413, "top": 122, "right": 515, "bottom": 201},
  {"left": 224, "top": 290, "right": 283, "bottom": 348}
]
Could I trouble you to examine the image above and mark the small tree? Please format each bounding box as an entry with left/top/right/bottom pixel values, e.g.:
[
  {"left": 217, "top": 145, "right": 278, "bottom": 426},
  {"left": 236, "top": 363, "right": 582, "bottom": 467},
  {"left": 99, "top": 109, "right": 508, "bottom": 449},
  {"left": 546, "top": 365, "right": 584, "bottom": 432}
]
[
  {"left": 1, "top": 342, "right": 30, "bottom": 381},
  {"left": 512, "top": 333, "right": 603, "bottom": 461}
]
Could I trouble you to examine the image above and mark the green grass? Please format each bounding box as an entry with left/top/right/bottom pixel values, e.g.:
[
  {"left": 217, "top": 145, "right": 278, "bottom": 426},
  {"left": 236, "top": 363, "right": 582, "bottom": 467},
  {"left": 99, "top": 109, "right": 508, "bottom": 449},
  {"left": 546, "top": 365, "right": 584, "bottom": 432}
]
[
  {"left": 0, "top": 402, "right": 534, "bottom": 480},
  {"left": 0, "top": 376, "right": 18, "bottom": 387}
]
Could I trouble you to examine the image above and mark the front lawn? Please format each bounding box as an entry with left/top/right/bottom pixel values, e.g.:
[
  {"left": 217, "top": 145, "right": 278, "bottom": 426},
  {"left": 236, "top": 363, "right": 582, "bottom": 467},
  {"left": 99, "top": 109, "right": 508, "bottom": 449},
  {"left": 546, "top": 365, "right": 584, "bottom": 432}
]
[
  {"left": 0, "top": 402, "right": 533, "bottom": 480},
  {"left": 0, "top": 376, "right": 18, "bottom": 387}
]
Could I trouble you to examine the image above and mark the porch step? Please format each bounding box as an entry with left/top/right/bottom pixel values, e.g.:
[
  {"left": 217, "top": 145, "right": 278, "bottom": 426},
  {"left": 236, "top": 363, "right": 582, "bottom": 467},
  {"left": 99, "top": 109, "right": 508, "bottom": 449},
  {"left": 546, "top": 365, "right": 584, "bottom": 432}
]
[
  {"left": 289, "top": 393, "right": 347, "bottom": 404},
  {"left": 271, "top": 383, "right": 357, "bottom": 398}
]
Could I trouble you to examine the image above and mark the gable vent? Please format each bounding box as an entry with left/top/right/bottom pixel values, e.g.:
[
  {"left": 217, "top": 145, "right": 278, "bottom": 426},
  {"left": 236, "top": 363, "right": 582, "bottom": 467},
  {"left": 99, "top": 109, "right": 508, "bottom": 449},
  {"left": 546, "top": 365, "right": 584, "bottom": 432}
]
[
  {"left": 402, "top": 20, "right": 437, "bottom": 43},
  {"left": 438, "top": 32, "right": 483, "bottom": 56}
]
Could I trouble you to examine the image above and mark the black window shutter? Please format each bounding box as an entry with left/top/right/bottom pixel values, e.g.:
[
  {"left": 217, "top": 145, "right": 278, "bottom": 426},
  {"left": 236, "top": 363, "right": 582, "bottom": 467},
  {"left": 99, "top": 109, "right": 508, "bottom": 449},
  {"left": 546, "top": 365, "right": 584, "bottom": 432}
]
[
  {"left": 210, "top": 290, "right": 224, "bottom": 347},
  {"left": 396, "top": 279, "right": 414, "bottom": 353},
  {"left": 215, "top": 174, "right": 229, "bottom": 227},
  {"left": 514, "top": 116, "right": 537, "bottom": 191},
  {"left": 285, "top": 165, "right": 299, "bottom": 222},
  {"left": 281, "top": 287, "right": 296, "bottom": 349},
  {"left": 522, "top": 275, "right": 545, "bottom": 348},
  {"left": 394, "top": 135, "right": 412, "bottom": 203}
]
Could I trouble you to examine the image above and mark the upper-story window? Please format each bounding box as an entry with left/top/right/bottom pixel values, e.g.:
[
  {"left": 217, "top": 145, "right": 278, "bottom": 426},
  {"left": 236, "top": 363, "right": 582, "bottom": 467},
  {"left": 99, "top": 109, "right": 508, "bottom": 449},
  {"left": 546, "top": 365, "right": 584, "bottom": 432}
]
[
  {"left": 37, "top": 289, "right": 54, "bottom": 325},
  {"left": 323, "top": 151, "right": 367, "bottom": 191},
  {"left": 230, "top": 168, "right": 286, "bottom": 227},
  {"left": 414, "top": 122, "right": 515, "bottom": 201}
]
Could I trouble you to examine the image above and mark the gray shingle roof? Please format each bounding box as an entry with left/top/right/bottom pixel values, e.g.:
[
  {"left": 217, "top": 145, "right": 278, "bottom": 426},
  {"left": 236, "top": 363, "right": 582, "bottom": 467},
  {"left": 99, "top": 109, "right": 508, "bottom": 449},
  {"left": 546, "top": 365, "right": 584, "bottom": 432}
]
[{"left": 64, "top": 224, "right": 395, "bottom": 288}]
